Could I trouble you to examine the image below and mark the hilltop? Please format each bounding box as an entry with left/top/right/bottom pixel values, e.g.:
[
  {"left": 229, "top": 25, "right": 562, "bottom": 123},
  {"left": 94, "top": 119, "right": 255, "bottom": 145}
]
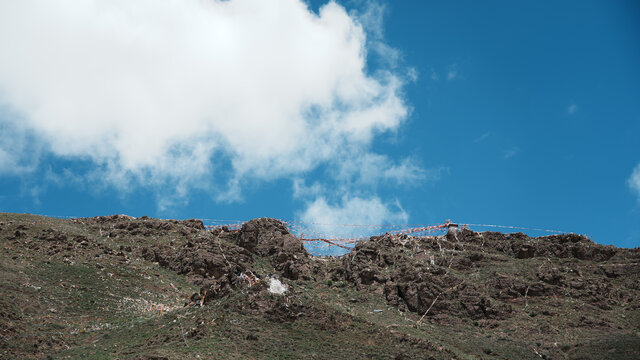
[{"left": 1, "top": 213, "right": 639, "bottom": 359}]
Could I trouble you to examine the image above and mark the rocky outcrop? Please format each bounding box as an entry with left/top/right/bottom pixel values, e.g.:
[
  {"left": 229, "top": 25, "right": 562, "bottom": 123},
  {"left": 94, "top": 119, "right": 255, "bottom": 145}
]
[{"left": 237, "top": 218, "right": 315, "bottom": 280}]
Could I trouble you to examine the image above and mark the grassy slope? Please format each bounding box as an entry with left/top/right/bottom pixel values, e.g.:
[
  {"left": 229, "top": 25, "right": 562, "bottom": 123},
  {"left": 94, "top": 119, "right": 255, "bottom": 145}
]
[{"left": 1, "top": 213, "right": 639, "bottom": 359}]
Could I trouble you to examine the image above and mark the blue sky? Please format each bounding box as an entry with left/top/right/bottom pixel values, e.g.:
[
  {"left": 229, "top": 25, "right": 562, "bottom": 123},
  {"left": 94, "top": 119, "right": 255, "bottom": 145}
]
[{"left": 0, "top": 0, "right": 639, "bottom": 248}]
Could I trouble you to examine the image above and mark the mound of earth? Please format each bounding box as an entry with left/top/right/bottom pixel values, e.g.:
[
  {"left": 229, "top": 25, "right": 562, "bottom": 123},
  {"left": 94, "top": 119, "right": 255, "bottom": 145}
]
[
  {"left": 1, "top": 213, "right": 639, "bottom": 359},
  {"left": 341, "top": 229, "right": 639, "bottom": 320},
  {"left": 99, "top": 216, "right": 320, "bottom": 302}
]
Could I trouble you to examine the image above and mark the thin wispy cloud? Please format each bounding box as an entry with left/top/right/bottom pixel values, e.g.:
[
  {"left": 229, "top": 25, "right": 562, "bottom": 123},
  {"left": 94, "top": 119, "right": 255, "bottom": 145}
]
[
  {"left": 406, "top": 67, "right": 419, "bottom": 82},
  {"left": 430, "top": 68, "right": 440, "bottom": 81},
  {"left": 447, "top": 64, "right": 458, "bottom": 80},
  {"left": 503, "top": 148, "right": 519, "bottom": 160},
  {"left": 629, "top": 164, "right": 640, "bottom": 202},
  {"left": 474, "top": 132, "right": 491, "bottom": 143},
  {"left": 429, "top": 64, "right": 460, "bottom": 82},
  {"left": 568, "top": 102, "right": 578, "bottom": 115}
]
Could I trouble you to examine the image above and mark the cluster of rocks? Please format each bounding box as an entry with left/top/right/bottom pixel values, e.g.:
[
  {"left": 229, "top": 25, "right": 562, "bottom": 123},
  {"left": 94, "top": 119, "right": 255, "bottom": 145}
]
[
  {"left": 43, "top": 215, "right": 640, "bottom": 321},
  {"left": 339, "top": 229, "right": 639, "bottom": 320},
  {"left": 130, "top": 218, "right": 318, "bottom": 303}
]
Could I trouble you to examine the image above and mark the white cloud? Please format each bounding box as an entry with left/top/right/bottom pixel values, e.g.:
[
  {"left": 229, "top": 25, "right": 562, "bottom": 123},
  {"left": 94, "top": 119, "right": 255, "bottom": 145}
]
[
  {"left": 406, "top": 67, "right": 419, "bottom": 83},
  {"left": 353, "top": 1, "right": 399, "bottom": 68},
  {"left": 0, "top": 118, "right": 41, "bottom": 175},
  {"left": 292, "top": 155, "right": 445, "bottom": 230},
  {"left": 292, "top": 178, "right": 325, "bottom": 199},
  {"left": 0, "top": 0, "right": 409, "bottom": 202},
  {"left": 629, "top": 164, "right": 640, "bottom": 201},
  {"left": 503, "top": 147, "right": 518, "bottom": 159},
  {"left": 332, "top": 153, "right": 426, "bottom": 188},
  {"left": 297, "top": 195, "right": 408, "bottom": 239},
  {"left": 430, "top": 68, "right": 439, "bottom": 81},
  {"left": 447, "top": 64, "right": 458, "bottom": 80},
  {"left": 474, "top": 131, "right": 491, "bottom": 143},
  {"left": 0, "top": 147, "right": 25, "bottom": 174},
  {"left": 568, "top": 102, "right": 578, "bottom": 115}
]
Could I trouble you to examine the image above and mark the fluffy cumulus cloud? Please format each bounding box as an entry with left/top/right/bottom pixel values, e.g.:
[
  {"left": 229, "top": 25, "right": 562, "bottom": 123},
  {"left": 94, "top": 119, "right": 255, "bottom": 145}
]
[
  {"left": 0, "top": 0, "right": 419, "bottom": 223},
  {"left": 298, "top": 195, "right": 408, "bottom": 238},
  {"left": 629, "top": 164, "right": 640, "bottom": 201}
]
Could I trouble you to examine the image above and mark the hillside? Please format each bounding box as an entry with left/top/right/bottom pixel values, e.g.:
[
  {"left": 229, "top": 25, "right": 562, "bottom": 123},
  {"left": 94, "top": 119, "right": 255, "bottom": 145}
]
[{"left": 1, "top": 213, "right": 639, "bottom": 359}]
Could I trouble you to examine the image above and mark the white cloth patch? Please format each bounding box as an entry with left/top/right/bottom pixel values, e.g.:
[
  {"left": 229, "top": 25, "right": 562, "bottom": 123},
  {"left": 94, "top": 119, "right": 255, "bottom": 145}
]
[{"left": 268, "top": 278, "right": 288, "bottom": 295}]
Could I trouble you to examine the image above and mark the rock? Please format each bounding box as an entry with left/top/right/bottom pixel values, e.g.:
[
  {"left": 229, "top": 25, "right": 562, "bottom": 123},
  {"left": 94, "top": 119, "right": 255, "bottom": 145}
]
[
  {"left": 237, "top": 218, "right": 313, "bottom": 280},
  {"left": 513, "top": 243, "right": 535, "bottom": 259},
  {"left": 182, "top": 219, "right": 205, "bottom": 230},
  {"left": 238, "top": 218, "right": 293, "bottom": 256},
  {"left": 537, "top": 264, "right": 564, "bottom": 285}
]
